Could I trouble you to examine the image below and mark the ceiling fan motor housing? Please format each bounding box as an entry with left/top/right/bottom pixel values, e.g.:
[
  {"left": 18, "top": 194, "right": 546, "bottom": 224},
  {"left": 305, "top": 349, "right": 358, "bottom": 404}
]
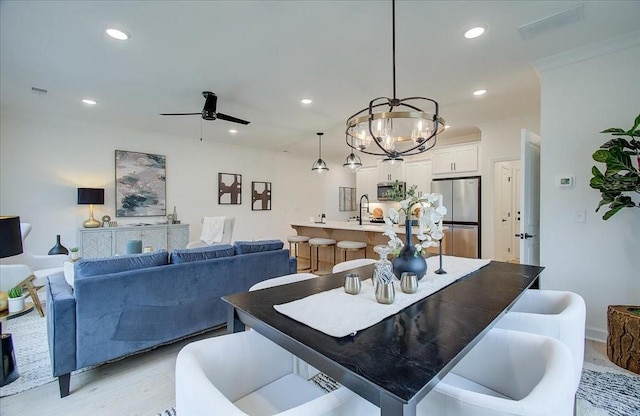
[{"left": 202, "top": 91, "right": 217, "bottom": 120}]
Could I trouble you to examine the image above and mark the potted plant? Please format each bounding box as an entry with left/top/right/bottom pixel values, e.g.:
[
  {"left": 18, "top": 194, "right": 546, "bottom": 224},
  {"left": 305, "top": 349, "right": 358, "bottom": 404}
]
[
  {"left": 589, "top": 113, "right": 639, "bottom": 220},
  {"left": 7, "top": 286, "right": 25, "bottom": 313},
  {"left": 70, "top": 247, "right": 80, "bottom": 261},
  {"left": 590, "top": 113, "right": 640, "bottom": 375}
]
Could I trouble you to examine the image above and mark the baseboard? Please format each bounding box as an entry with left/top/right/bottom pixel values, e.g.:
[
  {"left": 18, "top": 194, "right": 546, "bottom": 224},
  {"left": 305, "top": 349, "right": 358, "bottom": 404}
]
[{"left": 586, "top": 326, "right": 607, "bottom": 343}]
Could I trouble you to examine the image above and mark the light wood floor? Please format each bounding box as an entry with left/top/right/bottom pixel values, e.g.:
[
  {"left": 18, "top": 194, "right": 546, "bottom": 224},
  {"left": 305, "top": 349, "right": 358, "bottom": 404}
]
[{"left": 0, "top": 335, "right": 632, "bottom": 416}]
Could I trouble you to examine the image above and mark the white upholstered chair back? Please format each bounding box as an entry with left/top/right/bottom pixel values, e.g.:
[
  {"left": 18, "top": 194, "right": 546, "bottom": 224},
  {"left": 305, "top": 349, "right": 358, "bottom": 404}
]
[
  {"left": 495, "top": 289, "right": 586, "bottom": 392},
  {"left": 332, "top": 258, "right": 376, "bottom": 274}
]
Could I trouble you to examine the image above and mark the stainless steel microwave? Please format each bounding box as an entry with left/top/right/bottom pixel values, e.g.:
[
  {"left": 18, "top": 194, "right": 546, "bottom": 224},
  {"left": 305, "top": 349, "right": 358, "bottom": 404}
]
[{"left": 377, "top": 181, "right": 405, "bottom": 201}]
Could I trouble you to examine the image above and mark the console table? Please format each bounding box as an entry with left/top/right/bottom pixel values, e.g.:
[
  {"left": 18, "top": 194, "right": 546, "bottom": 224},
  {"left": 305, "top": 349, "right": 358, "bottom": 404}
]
[{"left": 78, "top": 224, "right": 189, "bottom": 258}]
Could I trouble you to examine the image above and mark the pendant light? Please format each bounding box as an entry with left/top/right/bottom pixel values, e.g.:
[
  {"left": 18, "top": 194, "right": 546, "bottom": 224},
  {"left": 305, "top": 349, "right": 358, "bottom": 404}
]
[
  {"left": 311, "top": 132, "right": 329, "bottom": 173},
  {"left": 344, "top": 0, "right": 445, "bottom": 161},
  {"left": 343, "top": 136, "right": 363, "bottom": 172}
]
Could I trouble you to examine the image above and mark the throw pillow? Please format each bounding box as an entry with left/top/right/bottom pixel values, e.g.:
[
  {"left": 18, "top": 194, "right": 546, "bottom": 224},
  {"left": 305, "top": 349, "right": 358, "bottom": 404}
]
[
  {"left": 75, "top": 250, "right": 169, "bottom": 278},
  {"left": 234, "top": 240, "right": 284, "bottom": 255},
  {"left": 170, "top": 244, "right": 235, "bottom": 264},
  {"left": 63, "top": 261, "right": 75, "bottom": 288}
]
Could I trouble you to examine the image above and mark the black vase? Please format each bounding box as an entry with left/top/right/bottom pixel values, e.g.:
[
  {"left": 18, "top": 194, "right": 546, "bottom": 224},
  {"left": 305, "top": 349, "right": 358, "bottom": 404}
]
[
  {"left": 392, "top": 220, "right": 427, "bottom": 280},
  {"left": 48, "top": 234, "right": 69, "bottom": 255}
]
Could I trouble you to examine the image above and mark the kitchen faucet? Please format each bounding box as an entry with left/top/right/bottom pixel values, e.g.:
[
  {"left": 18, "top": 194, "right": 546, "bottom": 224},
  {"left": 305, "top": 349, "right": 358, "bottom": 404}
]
[{"left": 359, "top": 194, "right": 369, "bottom": 225}]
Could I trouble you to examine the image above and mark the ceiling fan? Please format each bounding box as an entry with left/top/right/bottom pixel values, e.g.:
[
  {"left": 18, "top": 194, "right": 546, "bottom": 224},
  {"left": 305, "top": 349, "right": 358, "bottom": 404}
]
[{"left": 160, "top": 91, "right": 250, "bottom": 125}]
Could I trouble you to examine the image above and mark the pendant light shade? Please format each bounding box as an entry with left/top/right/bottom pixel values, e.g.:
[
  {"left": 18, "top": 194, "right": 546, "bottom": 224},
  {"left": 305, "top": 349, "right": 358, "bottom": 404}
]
[
  {"left": 343, "top": 135, "right": 363, "bottom": 171},
  {"left": 311, "top": 132, "right": 329, "bottom": 173}
]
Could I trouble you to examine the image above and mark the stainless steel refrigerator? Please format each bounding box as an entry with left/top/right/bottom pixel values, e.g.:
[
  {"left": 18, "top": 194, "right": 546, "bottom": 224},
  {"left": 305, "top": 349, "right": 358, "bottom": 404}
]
[{"left": 431, "top": 177, "right": 481, "bottom": 258}]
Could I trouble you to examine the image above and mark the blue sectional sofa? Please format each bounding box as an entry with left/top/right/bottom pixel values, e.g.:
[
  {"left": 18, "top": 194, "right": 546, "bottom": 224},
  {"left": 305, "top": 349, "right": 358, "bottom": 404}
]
[{"left": 46, "top": 240, "right": 296, "bottom": 397}]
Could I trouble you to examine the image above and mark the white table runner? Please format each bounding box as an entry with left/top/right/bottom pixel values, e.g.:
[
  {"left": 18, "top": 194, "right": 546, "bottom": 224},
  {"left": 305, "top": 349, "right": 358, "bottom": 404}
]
[{"left": 274, "top": 256, "right": 491, "bottom": 338}]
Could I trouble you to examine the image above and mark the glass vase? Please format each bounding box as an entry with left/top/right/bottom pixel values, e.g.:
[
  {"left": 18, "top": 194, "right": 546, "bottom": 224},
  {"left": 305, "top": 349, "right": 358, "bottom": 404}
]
[{"left": 373, "top": 245, "right": 394, "bottom": 287}]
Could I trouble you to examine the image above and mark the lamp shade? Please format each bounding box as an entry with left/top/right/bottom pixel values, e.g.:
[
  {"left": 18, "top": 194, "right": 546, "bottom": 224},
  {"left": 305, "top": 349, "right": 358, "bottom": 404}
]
[
  {"left": 77, "top": 188, "right": 105, "bottom": 205},
  {"left": 0, "top": 215, "right": 24, "bottom": 258}
]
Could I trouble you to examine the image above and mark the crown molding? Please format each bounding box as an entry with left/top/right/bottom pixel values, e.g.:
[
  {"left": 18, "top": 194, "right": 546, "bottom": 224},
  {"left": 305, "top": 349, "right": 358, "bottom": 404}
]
[{"left": 534, "top": 30, "right": 640, "bottom": 73}]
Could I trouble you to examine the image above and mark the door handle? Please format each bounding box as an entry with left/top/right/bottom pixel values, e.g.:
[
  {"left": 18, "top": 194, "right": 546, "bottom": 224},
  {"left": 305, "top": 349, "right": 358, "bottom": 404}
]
[
  {"left": 502, "top": 219, "right": 507, "bottom": 222},
  {"left": 515, "top": 233, "right": 536, "bottom": 239}
]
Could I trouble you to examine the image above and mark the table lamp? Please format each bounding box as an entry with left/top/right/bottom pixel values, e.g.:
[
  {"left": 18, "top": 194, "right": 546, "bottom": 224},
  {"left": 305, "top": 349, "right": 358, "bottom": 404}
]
[
  {"left": 0, "top": 216, "right": 23, "bottom": 258},
  {"left": 77, "top": 188, "right": 105, "bottom": 228}
]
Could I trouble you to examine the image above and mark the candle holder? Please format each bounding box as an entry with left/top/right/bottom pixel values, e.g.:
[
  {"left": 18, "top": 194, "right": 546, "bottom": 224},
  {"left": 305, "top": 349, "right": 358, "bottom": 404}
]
[{"left": 434, "top": 240, "right": 447, "bottom": 275}]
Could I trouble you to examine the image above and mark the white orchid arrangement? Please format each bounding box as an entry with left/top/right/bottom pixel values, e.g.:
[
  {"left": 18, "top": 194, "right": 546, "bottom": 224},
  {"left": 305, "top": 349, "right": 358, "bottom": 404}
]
[{"left": 382, "top": 182, "right": 447, "bottom": 257}]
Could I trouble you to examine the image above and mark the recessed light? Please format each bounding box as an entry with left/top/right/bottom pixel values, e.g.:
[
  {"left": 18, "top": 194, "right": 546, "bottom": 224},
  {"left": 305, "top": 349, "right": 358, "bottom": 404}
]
[
  {"left": 473, "top": 89, "right": 487, "bottom": 96},
  {"left": 106, "top": 28, "right": 130, "bottom": 41},
  {"left": 229, "top": 129, "right": 238, "bottom": 134},
  {"left": 444, "top": 125, "right": 451, "bottom": 129},
  {"left": 301, "top": 98, "right": 312, "bottom": 105},
  {"left": 464, "top": 26, "right": 486, "bottom": 39},
  {"left": 82, "top": 99, "right": 97, "bottom": 105}
]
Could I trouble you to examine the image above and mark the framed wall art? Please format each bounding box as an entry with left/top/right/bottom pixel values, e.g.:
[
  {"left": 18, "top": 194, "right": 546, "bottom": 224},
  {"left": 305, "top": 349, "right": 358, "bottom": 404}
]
[
  {"left": 252, "top": 181, "right": 271, "bottom": 211},
  {"left": 115, "top": 150, "right": 166, "bottom": 217},
  {"left": 339, "top": 187, "right": 357, "bottom": 211},
  {"left": 218, "top": 173, "right": 242, "bottom": 205}
]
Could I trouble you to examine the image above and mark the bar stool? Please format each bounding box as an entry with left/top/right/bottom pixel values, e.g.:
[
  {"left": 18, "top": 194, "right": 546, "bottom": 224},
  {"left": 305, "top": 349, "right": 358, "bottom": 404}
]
[
  {"left": 287, "top": 235, "right": 311, "bottom": 271},
  {"left": 336, "top": 241, "right": 367, "bottom": 262},
  {"left": 308, "top": 238, "right": 336, "bottom": 274}
]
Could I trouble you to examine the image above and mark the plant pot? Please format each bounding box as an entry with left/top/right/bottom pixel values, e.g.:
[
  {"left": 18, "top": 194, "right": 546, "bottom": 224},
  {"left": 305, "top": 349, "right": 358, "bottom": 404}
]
[
  {"left": 71, "top": 251, "right": 79, "bottom": 261},
  {"left": 607, "top": 305, "right": 640, "bottom": 375},
  {"left": 8, "top": 296, "right": 25, "bottom": 313}
]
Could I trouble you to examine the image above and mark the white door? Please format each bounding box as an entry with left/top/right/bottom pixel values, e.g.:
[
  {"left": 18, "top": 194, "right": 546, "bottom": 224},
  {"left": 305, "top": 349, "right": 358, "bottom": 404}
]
[
  {"left": 512, "top": 163, "right": 522, "bottom": 261},
  {"left": 519, "top": 130, "right": 541, "bottom": 265},
  {"left": 496, "top": 163, "right": 513, "bottom": 261}
]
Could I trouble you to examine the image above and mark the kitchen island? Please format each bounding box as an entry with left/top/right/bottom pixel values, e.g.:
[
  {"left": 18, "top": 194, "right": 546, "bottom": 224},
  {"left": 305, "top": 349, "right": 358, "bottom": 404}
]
[{"left": 290, "top": 220, "right": 445, "bottom": 270}]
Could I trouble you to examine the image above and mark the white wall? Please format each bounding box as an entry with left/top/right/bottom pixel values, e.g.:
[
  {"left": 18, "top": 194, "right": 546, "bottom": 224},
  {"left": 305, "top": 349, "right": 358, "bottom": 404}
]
[
  {"left": 477, "top": 114, "right": 540, "bottom": 259},
  {"left": 0, "top": 111, "right": 356, "bottom": 254},
  {"left": 536, "top": 32, "right": 640, "bottom": 341}
]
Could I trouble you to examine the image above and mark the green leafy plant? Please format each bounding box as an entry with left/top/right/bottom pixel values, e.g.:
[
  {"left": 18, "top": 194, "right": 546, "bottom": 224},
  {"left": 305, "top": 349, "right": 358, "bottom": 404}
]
[
  {"left": 590, "top": 113, "right": 640, "bottom": 220},
  {"left": 8, "top": 287, "right": 22, "bottom": 299},
  {"left": 70, "top": 247, "right": 79, "bottom": 252}
]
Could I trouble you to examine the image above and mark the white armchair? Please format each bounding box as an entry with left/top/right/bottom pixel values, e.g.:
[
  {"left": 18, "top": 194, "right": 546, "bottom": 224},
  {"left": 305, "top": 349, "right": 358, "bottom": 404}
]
[
  {"left": 176, "top": 330, "right": 368, "bottom": 416},
  {"left": 186, "top": 217, "right": 235, "bottom": 249},
  {"left": 1, "top": 223, "right": 68, "bottom": 281},
  {"left": 417, "top": 328, "right": 575, "bottom": 416},
  {"left": 494, "top": 289, "right": 586, "bottom": 393}
]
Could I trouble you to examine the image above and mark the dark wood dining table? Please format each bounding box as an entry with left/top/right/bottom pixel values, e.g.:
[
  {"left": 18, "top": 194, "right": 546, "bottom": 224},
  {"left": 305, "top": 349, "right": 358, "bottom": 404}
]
[{"left": 223, "top": 260, "right": 544, "bottom": 416}]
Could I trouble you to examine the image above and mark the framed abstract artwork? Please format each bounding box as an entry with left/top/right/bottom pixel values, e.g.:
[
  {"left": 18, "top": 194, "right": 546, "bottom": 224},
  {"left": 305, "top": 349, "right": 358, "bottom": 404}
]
[
  {"left": 219, "top": 173, "right": 242, "bottom": 205},
  {"left": 252, "top": 181, "right": 271, "bottom": 211},
  {"left": 115, "top": 150, "right": 166, "bottom": 217},
  {"left": 339, "top": 187, "right": 357, "bottom": 211}
]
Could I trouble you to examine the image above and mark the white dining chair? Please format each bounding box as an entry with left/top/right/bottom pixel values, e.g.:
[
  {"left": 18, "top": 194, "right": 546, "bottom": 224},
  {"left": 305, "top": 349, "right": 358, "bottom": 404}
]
[
  {"left": 417, "top": 328, "right": 575, "bottom": 416},
  {"left": 175, "top": 330, "right": 368, "bottom": 416},
  {"left": 495, "top": 289, "right": 586, "bottom": 393},
  {"left": 332, "top": 258, "right": 376, "bottom": 274}
]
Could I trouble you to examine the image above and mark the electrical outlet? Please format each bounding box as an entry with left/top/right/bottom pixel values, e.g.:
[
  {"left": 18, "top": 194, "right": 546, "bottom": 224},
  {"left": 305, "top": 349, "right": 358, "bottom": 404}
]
[{"left": 574, "top": 209, "right": 586, "bottom": 223}]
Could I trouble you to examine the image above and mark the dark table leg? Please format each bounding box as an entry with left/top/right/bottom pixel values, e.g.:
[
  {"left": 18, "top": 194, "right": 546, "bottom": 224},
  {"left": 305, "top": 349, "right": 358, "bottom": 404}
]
[
  {"left": 380, "top": 393, "right": 416, "bottom": 416},
  {"left": 226, "top": 305, "right": 245, "bottom": 334}
]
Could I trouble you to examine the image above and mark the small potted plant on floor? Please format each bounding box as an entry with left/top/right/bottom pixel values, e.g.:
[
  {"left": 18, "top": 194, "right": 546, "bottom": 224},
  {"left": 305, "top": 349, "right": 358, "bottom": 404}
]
[{"left": 7, "top": 286, "right": 25, "bottom": 313}]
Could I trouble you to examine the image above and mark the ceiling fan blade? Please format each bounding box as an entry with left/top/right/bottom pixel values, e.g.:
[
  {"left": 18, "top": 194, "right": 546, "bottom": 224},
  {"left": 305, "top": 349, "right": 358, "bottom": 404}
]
[
  {"left": 160, "top": 112, "right": 202, "bottom": 116},
  {"left": 216, "top": 112, "right": 250, "bottom": 125}
]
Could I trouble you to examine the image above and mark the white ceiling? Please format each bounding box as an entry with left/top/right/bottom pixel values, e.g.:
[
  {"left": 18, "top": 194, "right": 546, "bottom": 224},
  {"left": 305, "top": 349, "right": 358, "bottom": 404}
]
[{"left": 1, "top": 1, "right": 639, "bottom": 163}]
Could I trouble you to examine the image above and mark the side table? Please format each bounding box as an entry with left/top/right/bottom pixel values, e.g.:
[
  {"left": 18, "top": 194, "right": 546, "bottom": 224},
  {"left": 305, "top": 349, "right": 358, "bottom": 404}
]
[{"left": 0, "top": 303, "right": 34, "bottom": 386}]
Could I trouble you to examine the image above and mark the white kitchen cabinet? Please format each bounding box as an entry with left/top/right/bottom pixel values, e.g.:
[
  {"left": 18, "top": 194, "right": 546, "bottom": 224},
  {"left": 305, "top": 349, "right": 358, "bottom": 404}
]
[
  {"left": 432, "top": 144, "right": 479, "bottom": 175},
  {"left": 78, "top": 224, "right": 189, "bottom": 258},
  {"left": 404, "top": 160, "right": 432, "bottom": 197},
  {"left": 377, "top": 159, "right": 405, "bottom": 183},
  {"left": 356, "top": 166, "right": 377, "bottom": 201}
]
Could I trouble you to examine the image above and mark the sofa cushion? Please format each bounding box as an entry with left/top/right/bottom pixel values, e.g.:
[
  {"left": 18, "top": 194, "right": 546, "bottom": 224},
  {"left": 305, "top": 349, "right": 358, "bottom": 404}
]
[
  {"left": 75, "top": 250, "right": 169, "bottom": 278},
  {"left": 170, "top": 244, "right": 235, "bottom": 264},
  {"left": 234, "top": 240, "right": 284, "bottom": 255}
]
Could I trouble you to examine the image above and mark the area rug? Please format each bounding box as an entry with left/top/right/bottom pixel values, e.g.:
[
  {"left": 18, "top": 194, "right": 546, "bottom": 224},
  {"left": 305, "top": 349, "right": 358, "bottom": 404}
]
[
  {"left": 0, "top": 307, "right": 53, "bottom": 397},
  {"left": 156, "top": 363, "right": 640, "bottom": 416}
]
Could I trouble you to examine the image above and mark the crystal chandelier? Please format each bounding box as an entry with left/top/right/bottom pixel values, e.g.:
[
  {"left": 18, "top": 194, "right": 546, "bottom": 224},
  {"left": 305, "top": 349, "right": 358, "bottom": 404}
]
[{"left": 345, "top": 0, "right": 445, "bottom": 161}]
